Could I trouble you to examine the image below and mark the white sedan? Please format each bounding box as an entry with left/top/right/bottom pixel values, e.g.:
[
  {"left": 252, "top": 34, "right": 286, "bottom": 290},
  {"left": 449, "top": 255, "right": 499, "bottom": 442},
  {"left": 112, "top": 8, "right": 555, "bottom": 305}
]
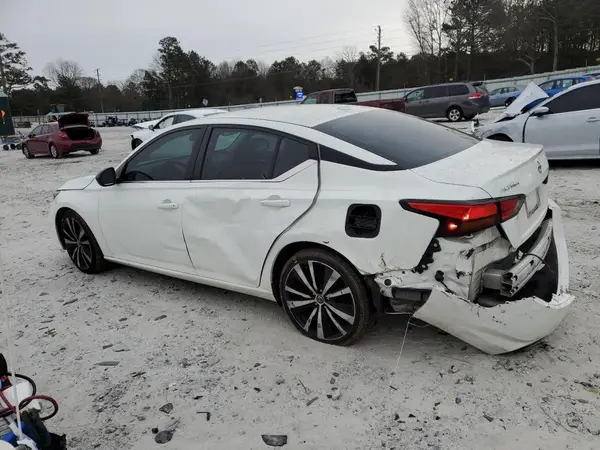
[
  {"left": 130, "top": 108, "right": 226, "bottom": 150},
  {"left": 473, "top": 79, "right": 600, "bottom": 159},
  {"left": 51, "top": 105, "right": 573, "bottom": 354}
]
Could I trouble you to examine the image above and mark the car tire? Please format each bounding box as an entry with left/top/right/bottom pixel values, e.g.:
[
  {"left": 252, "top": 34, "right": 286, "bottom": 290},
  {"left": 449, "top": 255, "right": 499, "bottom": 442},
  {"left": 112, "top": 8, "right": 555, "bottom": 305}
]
[
  {"left": 59, "top": 210, "right": 109, "bottom": 274},
  {"left": 89, "top": 148, "right": 100, "bottom": 155},
  {"left": 22, "top": 144, "right": 34, "bottom": 159},
  {"left": 49, "top": 144, "right": 62, "bottom": 159},
  {"left": 446, "top": 106, "right": 463, "bottom": 122},
  {"left": 505, "top": 98, "right": 515, "bottom": 107},
  {"left": 279, "top": 248, "right": 370, "bottom": 346},
  {"left": 131, "top": 139, "right": 142, "bottom": 150}
]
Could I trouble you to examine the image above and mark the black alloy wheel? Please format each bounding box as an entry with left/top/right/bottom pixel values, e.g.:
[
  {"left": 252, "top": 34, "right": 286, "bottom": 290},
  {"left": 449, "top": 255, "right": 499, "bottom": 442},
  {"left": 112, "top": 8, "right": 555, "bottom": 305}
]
[
  {"left": 279, "top": 248, "right": 370, "bottom": 346},
  {"left": 60, "top": 211, "right": 108, "bottom": 273}
]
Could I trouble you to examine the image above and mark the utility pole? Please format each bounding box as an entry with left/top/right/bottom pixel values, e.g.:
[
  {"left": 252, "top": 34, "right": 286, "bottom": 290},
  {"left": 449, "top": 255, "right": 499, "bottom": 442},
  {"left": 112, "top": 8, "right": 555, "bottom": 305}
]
[
  {"left": 0, "top": 48, "right": 7, "bottom": 94},
  {"left": 375, "top": 25, "right": 382, "bottom": 91},
  {"left": 95, "top": 69, "right": 104, "bottom": 113}
]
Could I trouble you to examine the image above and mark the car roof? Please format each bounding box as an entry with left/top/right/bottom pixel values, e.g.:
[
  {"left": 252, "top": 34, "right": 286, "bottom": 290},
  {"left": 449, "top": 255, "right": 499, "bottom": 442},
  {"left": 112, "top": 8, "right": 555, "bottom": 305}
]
[{"left": 185, "top": 104, "right": 368, "bottom": 128}]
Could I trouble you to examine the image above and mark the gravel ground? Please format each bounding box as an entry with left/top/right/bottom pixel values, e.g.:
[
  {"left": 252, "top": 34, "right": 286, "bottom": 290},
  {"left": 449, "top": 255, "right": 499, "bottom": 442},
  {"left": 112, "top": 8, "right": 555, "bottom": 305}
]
[{"left": 1, "top": 112, "right": 599, "bottom": 450}]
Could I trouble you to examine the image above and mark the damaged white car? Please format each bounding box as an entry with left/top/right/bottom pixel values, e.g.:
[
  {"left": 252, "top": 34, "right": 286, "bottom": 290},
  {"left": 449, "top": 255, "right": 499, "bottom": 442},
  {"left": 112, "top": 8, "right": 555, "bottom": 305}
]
[
  {"left": 50, "top": 105, "right": 573, "bottom": 354},
  {"left": 473, "top": 79, "right": 600, "bottom": 160}
]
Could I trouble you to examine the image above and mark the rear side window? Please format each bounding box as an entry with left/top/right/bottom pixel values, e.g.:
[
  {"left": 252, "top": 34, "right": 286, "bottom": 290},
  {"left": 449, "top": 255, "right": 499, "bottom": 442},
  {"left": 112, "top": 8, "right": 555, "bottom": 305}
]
[
  {"left": 273, "top": 138, "right": 312, "bottom": 178},
  {"left": 424, "top": 85, "right": 448, "bottom": 99},
  {"left": 314, "top": 109, "right": 479, "bottom": 170},
  {"left": 448, "top": 84, "right": 470, "bottom": 96},
  {"left": 334, "top": 90, "right": 357, "bottom": 103},
  {"left": 318, "top": 92, "right": 330, "bottom": 103}
]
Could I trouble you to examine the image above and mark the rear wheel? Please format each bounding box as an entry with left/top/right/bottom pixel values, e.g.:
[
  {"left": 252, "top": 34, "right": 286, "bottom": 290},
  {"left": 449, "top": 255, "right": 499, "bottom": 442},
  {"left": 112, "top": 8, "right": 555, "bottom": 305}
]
[
  {"left": 59, "top": 210, "right": 109, "bottom": 273},
  {"left": 22, "top": 144, "right": 33, "bottom": 159},
  {"left": 279, "top": 248, "right": 370, "bottom": 346},
  {"left": 89, "top": 148, "right": 99, "bottom": 155},
  {"left": 49, "top": 144, "right": 62, "bottom": 159},
  {"left": 447, "top": 106, "right": 463, "bottom": 122}
]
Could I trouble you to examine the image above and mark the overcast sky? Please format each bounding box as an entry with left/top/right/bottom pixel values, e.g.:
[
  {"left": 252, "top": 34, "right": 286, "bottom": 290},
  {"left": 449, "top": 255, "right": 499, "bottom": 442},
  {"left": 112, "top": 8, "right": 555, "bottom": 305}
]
[{"left": 2, "top": 0, "right": 412, "bottom": 83}]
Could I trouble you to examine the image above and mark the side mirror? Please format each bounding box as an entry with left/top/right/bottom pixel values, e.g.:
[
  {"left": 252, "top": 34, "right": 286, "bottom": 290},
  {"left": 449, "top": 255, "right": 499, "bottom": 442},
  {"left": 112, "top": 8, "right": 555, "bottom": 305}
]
[
  {"left": 531, "top": 106, "right": 550, "bottom": 117},
  {"left": 96, "top": 167, "right": 117, "bottom": 187},
  {"left": 149, "top": 124, "right": 155, "bottom": 131}
]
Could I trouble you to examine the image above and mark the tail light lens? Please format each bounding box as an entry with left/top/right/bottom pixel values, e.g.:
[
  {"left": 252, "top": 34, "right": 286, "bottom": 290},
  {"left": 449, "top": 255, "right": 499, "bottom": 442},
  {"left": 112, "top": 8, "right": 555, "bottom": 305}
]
[
  {"left": 468, "top": 92, "right": 483, "bottom": 99},
  {"left": 58, "top": 131, "right": 68, "bottom": 140},
  {"left": 400, "top": 196, "right": 524, "bottom": 237}
]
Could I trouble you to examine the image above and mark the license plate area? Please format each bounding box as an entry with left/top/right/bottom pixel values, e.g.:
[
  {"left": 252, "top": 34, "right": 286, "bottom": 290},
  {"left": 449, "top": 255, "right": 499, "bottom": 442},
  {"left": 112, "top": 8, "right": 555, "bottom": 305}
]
[{"left": 525, "top": 188, "right": 541, "bottom": 217}]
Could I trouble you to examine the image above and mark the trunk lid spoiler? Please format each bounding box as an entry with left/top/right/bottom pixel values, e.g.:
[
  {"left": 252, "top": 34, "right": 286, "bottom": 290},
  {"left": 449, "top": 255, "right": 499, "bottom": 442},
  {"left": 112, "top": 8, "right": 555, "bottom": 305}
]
[
  {"left": 410, "top": 140, "right": 549, "bottom": 248},
  {"left": 58, "top": 112, "right": 90, "bottom": 128}
]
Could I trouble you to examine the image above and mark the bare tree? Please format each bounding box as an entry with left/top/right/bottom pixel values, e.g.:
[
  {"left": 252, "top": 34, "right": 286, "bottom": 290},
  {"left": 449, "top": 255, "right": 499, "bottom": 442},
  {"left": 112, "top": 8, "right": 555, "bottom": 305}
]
[
  {"left": 320, "top": 56, "right": 336, "bottom": 78},
  {"left": 216, "top": 61, "right": 232, "bottom": 79},
  {"left": 336, "top": 46, "right": 359, "bottom": 87},
  {"left": 256, "top": 60, "right": 270, "bottom": 78},
  {"left": 405, "top": 0, "right": 431, "bottom": 55},
  {"left": 44, "top": 59, "right": 83, "bottom": 87}
]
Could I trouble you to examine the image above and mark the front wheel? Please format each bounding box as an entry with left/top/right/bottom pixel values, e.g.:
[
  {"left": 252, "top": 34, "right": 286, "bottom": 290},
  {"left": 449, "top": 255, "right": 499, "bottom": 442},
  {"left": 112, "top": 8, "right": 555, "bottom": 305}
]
[
  {"left": 59, "top": 210, "right": 109, "bottom": 273},
  {"left": 447, "top": 107, "right": 463, "bottom": 122},
  {"left": 279, "top": 248, "right": 370, "bottom": 346},
  {"left": 505, "top": 98, "right": 515, "bottom": 107}
]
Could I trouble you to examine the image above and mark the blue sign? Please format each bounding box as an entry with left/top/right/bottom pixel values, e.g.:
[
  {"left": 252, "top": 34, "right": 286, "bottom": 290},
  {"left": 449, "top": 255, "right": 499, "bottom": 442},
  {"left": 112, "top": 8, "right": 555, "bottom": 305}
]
[{"left": 295, "top": 90, "right": 304, "bottom": 99}]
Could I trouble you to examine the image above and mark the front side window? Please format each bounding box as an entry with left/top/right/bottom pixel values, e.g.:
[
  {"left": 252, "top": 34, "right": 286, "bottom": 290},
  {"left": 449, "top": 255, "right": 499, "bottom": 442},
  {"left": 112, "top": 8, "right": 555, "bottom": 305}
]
[
  {"left": 556, "top": 79, "right": 574, "bottom": 89},
  {"left": 302, "top": 94, "right": 318, "bottom": 104},
  {"left": 201, "top": 128, "right": 280, "bottom": 180},
  {"left": 545, "top": 85, "right": 600, "bottom": 114},
  {"left": 539, "top": 81, "right": 553, "bottom": 90},
  {"left": 30, "top": 125, "right": 43, "bottom": 136},
  {"left": 41, "top": 125, "right": 52, "bottom": 134},
  {"left": 405, "top": 89, "right": 424, "bottom": 102},
  {"left": 156, "top": 115, "right": 176, "bottom": 129},
  {"left": 121, "top": 128, "right": 204, "bottom": 182}
]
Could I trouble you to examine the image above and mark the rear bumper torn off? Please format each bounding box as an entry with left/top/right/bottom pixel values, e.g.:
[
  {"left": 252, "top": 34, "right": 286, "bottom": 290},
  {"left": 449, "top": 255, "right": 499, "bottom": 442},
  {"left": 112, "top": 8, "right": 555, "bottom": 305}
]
[{"left": 377, "top": 200, "right": 574, "bottom": 355}]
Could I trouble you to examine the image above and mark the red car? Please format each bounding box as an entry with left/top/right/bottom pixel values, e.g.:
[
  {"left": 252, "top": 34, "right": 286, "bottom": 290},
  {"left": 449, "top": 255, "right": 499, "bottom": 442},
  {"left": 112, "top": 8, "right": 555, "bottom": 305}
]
[{"left": 22, "top": 113, "right": 102, "bottom": 159}]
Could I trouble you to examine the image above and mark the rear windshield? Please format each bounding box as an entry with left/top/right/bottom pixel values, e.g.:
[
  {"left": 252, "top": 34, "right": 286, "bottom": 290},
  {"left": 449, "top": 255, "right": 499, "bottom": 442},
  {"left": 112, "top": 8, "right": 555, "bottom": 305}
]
[
  {"left": 313, "top": 109, "right": 480, "bottom": 169},
  {"left": 475, "top": 85, "right": 489, "bottom": 95},
  {"left": 334, "top": 90, "right": 357, "bottom": 103}
]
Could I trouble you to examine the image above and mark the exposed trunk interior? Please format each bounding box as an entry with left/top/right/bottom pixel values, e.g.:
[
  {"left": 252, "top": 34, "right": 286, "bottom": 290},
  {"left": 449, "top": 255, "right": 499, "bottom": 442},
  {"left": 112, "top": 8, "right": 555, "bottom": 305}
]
[{"left": 63, "top": 126, "right": 95, "bottom": 141}]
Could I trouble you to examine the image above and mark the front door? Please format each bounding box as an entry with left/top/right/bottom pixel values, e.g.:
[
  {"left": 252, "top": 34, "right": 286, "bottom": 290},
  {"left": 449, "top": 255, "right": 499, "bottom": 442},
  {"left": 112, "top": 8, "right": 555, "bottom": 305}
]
[
  {"left": 524, "top": 83, "right": 600, "bottom": 159},
  {"left": 97, "top": 126, "right": 205, "bottom": 271},
  {"left": 27, "top": 125, "right": 44, "bottom": 154},
  {"left": 404, "top": 88, "right": 427, "bottom": 117},
  {"left": 182, "top": 126, "right": 319, "bottom": 287}
]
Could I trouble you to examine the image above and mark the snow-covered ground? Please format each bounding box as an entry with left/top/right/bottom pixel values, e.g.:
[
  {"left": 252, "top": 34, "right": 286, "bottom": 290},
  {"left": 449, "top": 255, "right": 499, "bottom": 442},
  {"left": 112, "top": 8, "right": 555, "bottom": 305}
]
[{"left": 1, "top": 113, "right": 599, "bottom": 450}]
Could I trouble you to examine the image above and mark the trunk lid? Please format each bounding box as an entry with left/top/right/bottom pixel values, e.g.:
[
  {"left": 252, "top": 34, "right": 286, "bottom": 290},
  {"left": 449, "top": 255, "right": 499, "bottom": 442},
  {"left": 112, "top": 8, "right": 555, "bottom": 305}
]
[
  {"left": 410, "top": 140, "right": 549, "bottom": 248},
  {"left": 58, "top": 112, "right": 90, "bottom": 128}
]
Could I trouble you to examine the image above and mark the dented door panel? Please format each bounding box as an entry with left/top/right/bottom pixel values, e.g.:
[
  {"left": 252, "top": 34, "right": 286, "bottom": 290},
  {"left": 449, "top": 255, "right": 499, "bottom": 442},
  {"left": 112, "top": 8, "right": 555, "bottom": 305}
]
[{"left": 181, "top": 163, "right": 318, "bottom": 287}]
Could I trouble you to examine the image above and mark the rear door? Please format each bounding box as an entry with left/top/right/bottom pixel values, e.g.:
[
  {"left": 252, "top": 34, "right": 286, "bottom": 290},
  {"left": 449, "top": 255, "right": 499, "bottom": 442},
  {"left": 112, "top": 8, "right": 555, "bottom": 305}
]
[
  {"left": 524, "top": 83, "right": 600, "bottom": 159},
  {"left": 422, "top": 85, "right": 449, "bottom": 117},
  {"left": 183, "top": 126, "right": 319, "bottom": 287}
]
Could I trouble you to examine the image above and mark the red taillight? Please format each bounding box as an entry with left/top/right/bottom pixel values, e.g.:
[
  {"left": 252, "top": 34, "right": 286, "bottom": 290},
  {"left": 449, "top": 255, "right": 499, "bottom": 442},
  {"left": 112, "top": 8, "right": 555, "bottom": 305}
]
[
  {"left": 468, "top": 92, "right": 483, "bottom": 99},
  {"left": 400, "top": 196, "right": 524, "bottom": 237},
  {"left": 58, "top": 131, "right": 68, "bottom": 140}
]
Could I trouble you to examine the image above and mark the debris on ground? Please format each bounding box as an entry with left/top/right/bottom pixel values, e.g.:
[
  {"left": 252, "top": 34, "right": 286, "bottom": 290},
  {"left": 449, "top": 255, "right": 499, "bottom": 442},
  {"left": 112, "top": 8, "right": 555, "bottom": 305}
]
[
  {"left": 159, "top": 403, "right": 173, "bottom": 414},
  {"left": 261, "top": 435, "right": 288, "bottom": 447}
]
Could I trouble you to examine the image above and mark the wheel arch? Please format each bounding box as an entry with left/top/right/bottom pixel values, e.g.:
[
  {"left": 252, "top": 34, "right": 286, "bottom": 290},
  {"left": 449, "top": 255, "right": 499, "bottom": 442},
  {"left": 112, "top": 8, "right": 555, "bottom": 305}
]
[
  {"left": 486, "top": 133, "right": 513, "bottom": 142},
  {"left": 269, "top": 241, "right": 369, "bottom": 306}
]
